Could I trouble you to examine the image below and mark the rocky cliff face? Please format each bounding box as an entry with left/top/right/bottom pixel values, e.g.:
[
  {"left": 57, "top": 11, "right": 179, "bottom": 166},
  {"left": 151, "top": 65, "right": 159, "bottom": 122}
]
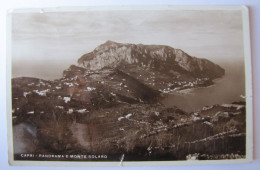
[{"left": 78, "top": 41, "right": 225, "bottom": 79}]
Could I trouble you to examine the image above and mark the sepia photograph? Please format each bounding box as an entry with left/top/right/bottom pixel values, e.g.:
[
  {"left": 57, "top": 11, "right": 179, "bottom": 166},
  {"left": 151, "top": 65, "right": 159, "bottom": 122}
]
[{"left": 7, "top": 6, "right": 252, "bottom": 166}]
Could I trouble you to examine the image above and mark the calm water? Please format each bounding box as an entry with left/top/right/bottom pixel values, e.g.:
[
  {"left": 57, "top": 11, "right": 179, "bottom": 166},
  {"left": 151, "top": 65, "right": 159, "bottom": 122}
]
[
  {"left": 162, "top": 65, "right": 245, "bottom": 112},
  {"left": 12, "top": 60, "right": 75, "bottom": 81}
]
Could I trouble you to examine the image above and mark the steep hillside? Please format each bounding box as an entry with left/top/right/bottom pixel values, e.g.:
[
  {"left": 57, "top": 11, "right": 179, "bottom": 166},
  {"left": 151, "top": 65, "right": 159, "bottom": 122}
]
[{"left": 78, "top": 41, "right": 225, "bottom": 79}]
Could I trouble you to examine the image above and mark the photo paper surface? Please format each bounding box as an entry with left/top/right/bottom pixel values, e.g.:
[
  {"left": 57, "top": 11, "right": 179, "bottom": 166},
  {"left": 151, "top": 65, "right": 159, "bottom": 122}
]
[{"left": 7, "top": 6, "right": 253, "bottom": 166}]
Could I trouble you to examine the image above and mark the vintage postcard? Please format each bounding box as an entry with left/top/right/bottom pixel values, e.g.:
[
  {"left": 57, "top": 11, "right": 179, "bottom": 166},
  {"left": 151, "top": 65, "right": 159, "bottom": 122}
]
[{"left": 6, "top": 6, "right": 253, "bottom": 166}]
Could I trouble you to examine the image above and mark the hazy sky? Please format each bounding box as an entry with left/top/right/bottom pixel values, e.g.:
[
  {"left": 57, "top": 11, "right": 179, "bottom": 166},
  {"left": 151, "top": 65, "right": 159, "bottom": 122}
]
[{"left": 11, "top": 9, "right": 244, "bottom": 79}]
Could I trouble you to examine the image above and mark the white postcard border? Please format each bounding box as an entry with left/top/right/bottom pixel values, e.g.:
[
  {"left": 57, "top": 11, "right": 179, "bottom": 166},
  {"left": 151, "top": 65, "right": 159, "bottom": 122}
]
[{"left": 6, "top": 5, "right": 253, "bottom": 166}]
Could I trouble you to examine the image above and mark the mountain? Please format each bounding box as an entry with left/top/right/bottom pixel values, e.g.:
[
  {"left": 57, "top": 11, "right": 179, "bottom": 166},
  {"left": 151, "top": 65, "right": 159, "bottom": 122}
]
[
  {"left": 11, "top": 41, "right": 245, "bottom": 161},
  {"left": 77, "top": 41, "right": 225, "bottom": 93},
  {"left": 78, "top": 40, "right": 225, "bottom": 79}
]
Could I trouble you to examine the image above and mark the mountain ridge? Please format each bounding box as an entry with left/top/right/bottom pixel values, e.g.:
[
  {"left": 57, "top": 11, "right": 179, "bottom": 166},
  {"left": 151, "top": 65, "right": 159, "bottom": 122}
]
[{"left": 78, "top": 41, "right": 225, "bottom": 79}]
